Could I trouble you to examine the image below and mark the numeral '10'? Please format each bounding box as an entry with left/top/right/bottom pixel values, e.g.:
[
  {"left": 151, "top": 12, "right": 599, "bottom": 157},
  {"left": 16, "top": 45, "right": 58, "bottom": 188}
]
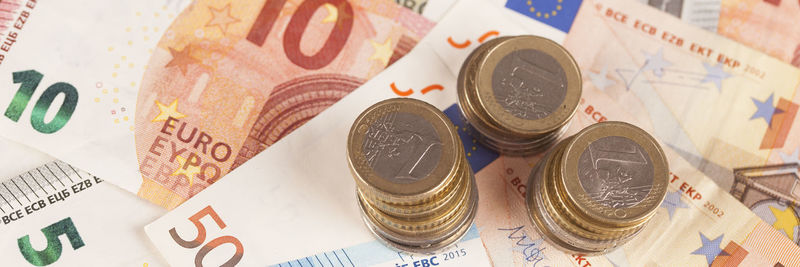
[
  {"left": 247, "top": 0, "right": 353, "bottom": 70},
  {"left": 4, "top": 70, "right": 78, "bottom": 134}
]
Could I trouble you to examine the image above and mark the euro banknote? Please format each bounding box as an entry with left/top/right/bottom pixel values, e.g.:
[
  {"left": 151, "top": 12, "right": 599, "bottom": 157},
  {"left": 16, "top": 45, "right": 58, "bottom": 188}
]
[
  {"left": 564, "top": 0, "right": 800, "bottom": 243},
  {"left": 270, "top": 226, "right": 492, "bottom": 267},
  {"left": 494, "top": 0, "right": 800, "bottom": 243},
  {"left": 0, "top": 161, "right": 166, "bottom": 266},
  {"left": 0, "top": 0, "right": 189, "bottom": 195},
  {"left": 638, "top": 0, "right": 722, "bottom": 31},
  {"left": 396, "top": 0, "right": 431, "bottom": 14},
  {"left": 0, "top": 0, "right": 432, "bottom": 209},
  {"left": 145, "top": 43, "right": 495, "bottom": 266},
  {"left": 498, "top": 0, "right": 720, "bottom": 36},
  {"left": 0, "top": 136, "right": 52, "bottom": 179},
  {"left": 718, "top": 0, "right": 800, "bottom": 67},
  {"left": 145, "top": 0, "right": 799, "bottom": 265}
]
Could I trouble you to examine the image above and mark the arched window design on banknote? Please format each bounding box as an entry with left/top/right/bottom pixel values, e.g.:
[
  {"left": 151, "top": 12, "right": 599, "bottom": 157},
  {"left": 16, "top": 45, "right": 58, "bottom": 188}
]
[
  {"left": 230, "top": 74, "right": 363, "bottom": 170},
  {"left": 731, "top": 163, "right": 800, "bottom": 244},
  {"left": 646, "top": 0, "right": 683, "bottom": 18},
  {"left": 133, "top": 0, "right": 433, "bottom": 208},
  {"left": 230, "top": 35, "right": 420, "bottom": 170}
]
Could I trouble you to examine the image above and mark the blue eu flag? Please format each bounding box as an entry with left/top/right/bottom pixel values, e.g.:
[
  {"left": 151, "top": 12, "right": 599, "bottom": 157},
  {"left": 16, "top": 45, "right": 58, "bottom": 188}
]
[
  {"left": 505, "top": 0, "right": 582, "bottom": 32},
  {"left": 443, "top": 104, "right": 499, "bottom": 173}
]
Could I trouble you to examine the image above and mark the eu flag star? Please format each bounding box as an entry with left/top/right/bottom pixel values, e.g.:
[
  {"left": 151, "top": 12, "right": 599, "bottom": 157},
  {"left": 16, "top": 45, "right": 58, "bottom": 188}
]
[
  {"left": 700, "top": 62, "right": 732, "bottom": 91},
  {"left": 691, "top": 232, "right": 724, "bottom": 266},
  {"left": 750, "top": 93, "right": 783, "bottom": 127},
  {"left": 642, "top": 48, "right": 672, "bottom": 78},
  {"left": 505, "top": 0, "right": 582, "bottom": 32},
  {"left": 660, "top": 190, "right": 688, "bottom": 220}
]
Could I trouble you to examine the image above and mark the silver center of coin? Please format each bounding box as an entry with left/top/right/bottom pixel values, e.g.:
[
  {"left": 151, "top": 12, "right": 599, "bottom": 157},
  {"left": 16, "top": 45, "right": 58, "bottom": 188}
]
[
  {"left": 362, "top": 112, "right": 443, "bottom": 184},
  {"left": 491, "top": 49, "right": 567, "bottom": 120},
  {"left": 577, "top": 136, "right": 654, "bottom": 209}
]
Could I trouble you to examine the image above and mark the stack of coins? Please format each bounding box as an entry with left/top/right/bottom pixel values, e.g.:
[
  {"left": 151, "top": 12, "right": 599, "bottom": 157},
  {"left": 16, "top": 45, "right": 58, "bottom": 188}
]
[
  {"left": 457, "top": 35, "right": 582, "bottom": 155},
  {"left": 526, "top": 121, "right": 668, "bottom": 254},
  {"left": 347, "top": 98, "right": 478, "bottom": 253}
]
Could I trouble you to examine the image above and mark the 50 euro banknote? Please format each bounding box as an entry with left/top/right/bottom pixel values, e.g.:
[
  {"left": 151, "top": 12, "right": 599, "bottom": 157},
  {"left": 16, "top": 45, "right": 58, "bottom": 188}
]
[
  {"left": 144, "top": 0, "right": 798, "bottom": 265},
  {"left": 432, "top": 0, "right": 800, "bottom": 238},
  {"left": 0, "top": 0, "right": 432, "bottom": 209},
  {"left": 566, "top": 0, "right": 800, "bottom": 243},
  {"left": 718, "top": 0, "right": 800, "bottom": 67}
]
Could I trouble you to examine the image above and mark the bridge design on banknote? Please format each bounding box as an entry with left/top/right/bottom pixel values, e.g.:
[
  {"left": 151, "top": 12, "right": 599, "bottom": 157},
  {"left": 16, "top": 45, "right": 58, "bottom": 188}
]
[{"left": 731, "top": 163, "right": 800, "bottom": 244}]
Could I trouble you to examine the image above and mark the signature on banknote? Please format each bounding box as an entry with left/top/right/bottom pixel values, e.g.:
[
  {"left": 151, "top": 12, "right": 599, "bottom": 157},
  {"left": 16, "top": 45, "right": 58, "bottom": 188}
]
[{"left": 498, "top": 226, "right": 548, "bottom": 266}]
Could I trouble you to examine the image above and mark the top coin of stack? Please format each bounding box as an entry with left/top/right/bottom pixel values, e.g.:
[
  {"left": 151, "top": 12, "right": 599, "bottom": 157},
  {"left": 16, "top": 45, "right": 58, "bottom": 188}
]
[
  {"left": 457, "top": 35, "right": 582, "bottom": 155},
  {"left": 347, "top": 98, "right": 478, "bottom": 253},
  {"left": 526, "top": 121, "right": 668, "bottom": 254}
]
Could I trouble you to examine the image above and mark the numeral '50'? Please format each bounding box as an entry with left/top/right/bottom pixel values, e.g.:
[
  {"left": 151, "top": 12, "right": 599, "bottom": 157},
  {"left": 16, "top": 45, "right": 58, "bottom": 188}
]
[
  {"left": 4, "top": 70, "right": 78, "bottom": 134},
  {"left": 170, "top": 206, "right": 243, "bottom": 267}
]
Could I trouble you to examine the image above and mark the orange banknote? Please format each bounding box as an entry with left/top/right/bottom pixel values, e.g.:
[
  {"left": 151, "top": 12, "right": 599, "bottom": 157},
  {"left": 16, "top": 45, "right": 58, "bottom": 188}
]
[
  {"left": 134, "top": 0, "right": 433, "bottom": 208},
  {"left": 718, "top": 0, "right": 800, "bottom": 66},
  {"left": 0, "top": 0, "right": 431, "bottom": 210},
  {"left": 566, "top": 0, "right": 800, "bottom": 247},
  {"left": 145, "top": 1, "right": 799, "bottom": 265}
]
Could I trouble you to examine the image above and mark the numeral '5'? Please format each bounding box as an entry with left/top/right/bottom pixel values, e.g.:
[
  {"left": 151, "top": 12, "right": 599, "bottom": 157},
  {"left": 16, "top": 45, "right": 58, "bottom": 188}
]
[{"left": 18, "top": 217, "right": 85, "bottom": 266}]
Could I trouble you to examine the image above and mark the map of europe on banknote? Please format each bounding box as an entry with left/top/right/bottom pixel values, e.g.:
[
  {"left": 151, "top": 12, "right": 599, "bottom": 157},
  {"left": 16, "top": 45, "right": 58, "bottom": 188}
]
[{"left": 0, "top": 0, "right": 433, "bottom": 209}]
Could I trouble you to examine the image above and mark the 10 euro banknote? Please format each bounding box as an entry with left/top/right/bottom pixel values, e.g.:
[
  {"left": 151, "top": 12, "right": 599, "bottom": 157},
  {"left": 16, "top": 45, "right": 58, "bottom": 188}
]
[
  {"left": 0, "top": 0, "right": 432, "bottom": 209},
  {"left": 145, "top": 0, "right": 799, "bottom": 265}
]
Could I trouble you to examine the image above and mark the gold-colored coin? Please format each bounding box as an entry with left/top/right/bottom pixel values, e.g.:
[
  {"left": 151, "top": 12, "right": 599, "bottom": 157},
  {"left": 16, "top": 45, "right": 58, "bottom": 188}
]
[
  {"left": 348, "top": 98, "right": 459, "bottom": 205},
  {"left": 526, "top": 121, "right": 668, "bottom": 255},
  {"left": 559, "top": 121, "right": 668, "bottom": 228},
  {"left": 473, "top": 36, "right": 582, "bottom": 135},
  {"left": 539, "top": 141, "right": 611, "bottom": 240},
  {"left": 457, "top": 35, "right": 581, "bottom": 155},
  {"left": 526, "top": 147, "right": 599, "bottom": 254},
  {"left": 357, "top": 176, "right": 478, "bottom": 250},
  {"left": 357, "top": 171, "right": 472, "bottom": 235},
  {"left": 457, "top": 37, "right": 512, "bottom": 135},
  {"left": 348, "top": 98, "right": 478, "bottom": 253},
  {"left": 542, "top": 140, "right": 644, "bottom": 240},
  {"left": 361, "top": 156, "right": 469, "bottom": 218}
]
